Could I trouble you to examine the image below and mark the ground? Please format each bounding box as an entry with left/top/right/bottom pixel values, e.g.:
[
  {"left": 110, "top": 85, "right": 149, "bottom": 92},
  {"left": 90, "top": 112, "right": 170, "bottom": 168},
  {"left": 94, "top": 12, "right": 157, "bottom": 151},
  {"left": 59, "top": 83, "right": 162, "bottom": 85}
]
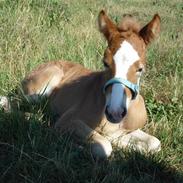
[{"left": 0, "top": 0, "right": 183, "bottom": 182}]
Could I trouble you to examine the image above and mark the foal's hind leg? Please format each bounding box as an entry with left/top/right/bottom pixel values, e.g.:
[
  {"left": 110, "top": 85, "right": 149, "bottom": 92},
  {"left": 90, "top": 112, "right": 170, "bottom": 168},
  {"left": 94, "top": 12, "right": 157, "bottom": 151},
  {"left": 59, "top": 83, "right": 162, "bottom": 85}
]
[
  {"left": 0, "top": 64, "right": 63, "bottom": 111},
  {"left": 112, "top": 129, "right": 161, "bottom": 153},
  {"left": 22, "top": 65, "right": 64, "bottom": 101}
]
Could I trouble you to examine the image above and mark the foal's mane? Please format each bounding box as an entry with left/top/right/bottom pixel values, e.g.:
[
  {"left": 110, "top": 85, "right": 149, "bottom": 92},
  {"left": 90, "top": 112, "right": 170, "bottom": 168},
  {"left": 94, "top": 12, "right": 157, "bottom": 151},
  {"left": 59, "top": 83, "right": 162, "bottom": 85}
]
[{"left": 118, "top": 15, "right": 141, "bottom": 34}]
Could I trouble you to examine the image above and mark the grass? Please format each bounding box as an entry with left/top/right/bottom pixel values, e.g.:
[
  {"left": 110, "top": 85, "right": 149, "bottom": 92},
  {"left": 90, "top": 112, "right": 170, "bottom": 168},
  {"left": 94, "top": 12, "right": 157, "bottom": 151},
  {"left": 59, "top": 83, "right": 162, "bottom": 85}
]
[{"left": 0, "top": 0, "right": 183, "bottom": 182}]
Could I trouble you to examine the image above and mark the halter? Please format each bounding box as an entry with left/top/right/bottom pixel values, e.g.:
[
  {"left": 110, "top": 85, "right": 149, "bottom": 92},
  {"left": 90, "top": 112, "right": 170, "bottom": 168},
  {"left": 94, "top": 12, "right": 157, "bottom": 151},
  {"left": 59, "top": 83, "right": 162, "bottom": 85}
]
[{"left": 103, "top": 77, "right": 139, "bottom": 99}]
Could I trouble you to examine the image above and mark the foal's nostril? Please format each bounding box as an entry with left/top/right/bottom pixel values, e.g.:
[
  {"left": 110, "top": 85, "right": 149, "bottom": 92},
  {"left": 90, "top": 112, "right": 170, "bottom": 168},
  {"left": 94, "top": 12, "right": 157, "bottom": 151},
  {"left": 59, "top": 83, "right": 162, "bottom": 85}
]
[
  {"left": 121, "top": 108, "right": 127, "bottom": 118},
  {"left": 105, "top": 106, "right": 116, "bottom": 121}
]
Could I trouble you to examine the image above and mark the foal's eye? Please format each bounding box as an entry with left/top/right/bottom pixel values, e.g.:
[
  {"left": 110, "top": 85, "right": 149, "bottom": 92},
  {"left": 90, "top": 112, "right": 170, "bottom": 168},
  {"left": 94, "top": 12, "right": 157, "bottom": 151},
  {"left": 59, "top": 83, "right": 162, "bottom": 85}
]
[
  {"left": 137, "top": 67, "right": 143, "bottom": 72},
  {"left": 103, "top": 62, "right": 109, "bottom": 68}
]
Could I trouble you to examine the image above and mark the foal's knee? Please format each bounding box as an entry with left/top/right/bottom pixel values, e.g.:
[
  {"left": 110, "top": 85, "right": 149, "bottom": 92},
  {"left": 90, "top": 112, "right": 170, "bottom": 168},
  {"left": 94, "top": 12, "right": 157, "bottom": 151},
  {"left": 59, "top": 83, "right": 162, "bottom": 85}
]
[{"left": 91, "top": 138, "right": 112, "bottom": 159}]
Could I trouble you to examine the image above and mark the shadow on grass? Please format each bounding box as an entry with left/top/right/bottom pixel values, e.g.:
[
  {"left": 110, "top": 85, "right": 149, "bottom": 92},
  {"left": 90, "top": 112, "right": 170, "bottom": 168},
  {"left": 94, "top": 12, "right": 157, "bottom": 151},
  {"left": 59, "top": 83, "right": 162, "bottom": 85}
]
[{"left": 0, "top": 94, "right": 183, "bottom": 183}]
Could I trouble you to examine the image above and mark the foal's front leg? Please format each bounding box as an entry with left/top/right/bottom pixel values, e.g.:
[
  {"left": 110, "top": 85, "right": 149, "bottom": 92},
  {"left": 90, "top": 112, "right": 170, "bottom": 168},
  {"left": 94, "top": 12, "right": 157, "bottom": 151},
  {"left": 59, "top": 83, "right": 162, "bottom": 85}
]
[
  {"left": 112, "top": 129, "right": 161, "bottom": 153},
  {"left": 54, "top": 113, "right": 112, "bottom": 159}
]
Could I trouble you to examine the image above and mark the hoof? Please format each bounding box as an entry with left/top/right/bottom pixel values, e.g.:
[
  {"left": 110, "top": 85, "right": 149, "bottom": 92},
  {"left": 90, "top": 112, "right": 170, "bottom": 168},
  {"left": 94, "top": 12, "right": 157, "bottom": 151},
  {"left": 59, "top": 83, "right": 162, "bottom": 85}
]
[
  {"left": 0, "top": 96, "right": 11, "bottom": 112},
  {"left": 147, "top": 136, "right": 161, "bottom": 153}
]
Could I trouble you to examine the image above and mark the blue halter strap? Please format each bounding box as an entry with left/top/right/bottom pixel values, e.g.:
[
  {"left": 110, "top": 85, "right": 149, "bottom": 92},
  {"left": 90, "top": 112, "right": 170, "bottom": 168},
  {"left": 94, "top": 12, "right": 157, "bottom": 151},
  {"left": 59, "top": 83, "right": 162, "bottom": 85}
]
[{"left": 103, "top": 77, "right": 139, "bottom": 99}]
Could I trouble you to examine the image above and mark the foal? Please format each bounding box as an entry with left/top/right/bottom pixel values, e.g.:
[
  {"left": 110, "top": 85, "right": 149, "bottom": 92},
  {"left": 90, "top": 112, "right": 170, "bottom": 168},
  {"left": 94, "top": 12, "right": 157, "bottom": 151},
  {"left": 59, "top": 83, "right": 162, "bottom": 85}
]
[{"left": 1, "top": 11, "right": 161, "bottom": 159}]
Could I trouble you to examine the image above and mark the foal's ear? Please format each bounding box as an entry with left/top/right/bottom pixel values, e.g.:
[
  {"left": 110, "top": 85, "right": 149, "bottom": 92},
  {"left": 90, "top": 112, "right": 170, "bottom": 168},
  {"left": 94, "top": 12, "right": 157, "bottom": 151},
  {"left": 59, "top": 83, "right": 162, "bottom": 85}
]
[
  {"left": 98, "top": 10, "right": 118, "bottom": 43},
  {"left": 139, "top": 14, "right": 161, "bottom": 45}
]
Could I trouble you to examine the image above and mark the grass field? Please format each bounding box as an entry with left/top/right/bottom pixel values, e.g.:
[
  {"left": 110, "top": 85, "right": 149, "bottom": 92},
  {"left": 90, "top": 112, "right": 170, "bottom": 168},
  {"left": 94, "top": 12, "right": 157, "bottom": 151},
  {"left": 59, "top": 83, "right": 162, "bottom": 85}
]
[{"left": 0, "top": 0, "right": 183, "bottom": 182}]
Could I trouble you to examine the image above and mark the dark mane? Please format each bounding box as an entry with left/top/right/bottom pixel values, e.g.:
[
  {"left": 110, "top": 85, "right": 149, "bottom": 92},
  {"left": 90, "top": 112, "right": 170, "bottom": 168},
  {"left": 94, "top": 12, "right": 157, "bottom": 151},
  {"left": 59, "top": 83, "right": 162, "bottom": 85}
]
[{"left": 118, "top": 15, "right": 141, "bottom": 33}]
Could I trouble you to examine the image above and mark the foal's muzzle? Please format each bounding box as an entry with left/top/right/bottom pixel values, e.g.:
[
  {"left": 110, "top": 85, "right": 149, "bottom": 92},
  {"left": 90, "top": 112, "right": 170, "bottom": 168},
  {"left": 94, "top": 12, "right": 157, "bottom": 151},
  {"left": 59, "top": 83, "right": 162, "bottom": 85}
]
[
  {"left": 103, "top": 77, "right": 139, "bottom": 123},
  {"left": 105, "top": 106, "right": 127, "bottom": 123}
]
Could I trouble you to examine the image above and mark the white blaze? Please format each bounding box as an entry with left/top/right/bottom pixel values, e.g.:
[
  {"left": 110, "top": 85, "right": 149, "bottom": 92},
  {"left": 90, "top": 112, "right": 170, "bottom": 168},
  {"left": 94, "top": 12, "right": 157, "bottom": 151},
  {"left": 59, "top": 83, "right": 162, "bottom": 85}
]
[
  {"left": 114, "top": 41, "right": 140, "bottom": 79},
  {"left": 107, "top": 41, "right": 140, "bottom": 120}
]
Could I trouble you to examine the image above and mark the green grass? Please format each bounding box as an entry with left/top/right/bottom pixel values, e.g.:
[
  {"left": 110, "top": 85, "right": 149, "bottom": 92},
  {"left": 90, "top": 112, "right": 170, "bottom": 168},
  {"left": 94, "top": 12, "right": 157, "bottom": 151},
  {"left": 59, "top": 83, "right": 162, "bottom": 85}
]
[{"left": 0, "top": 0, "right": 183, "bottom": 182}]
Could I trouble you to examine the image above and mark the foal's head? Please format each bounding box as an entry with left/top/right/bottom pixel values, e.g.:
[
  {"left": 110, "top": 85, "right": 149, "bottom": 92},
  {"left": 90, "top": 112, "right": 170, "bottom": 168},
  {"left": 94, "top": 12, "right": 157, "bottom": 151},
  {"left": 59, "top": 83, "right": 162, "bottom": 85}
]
[{"left": 99, "top": 10, "right": 160, "bottom": 123}]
